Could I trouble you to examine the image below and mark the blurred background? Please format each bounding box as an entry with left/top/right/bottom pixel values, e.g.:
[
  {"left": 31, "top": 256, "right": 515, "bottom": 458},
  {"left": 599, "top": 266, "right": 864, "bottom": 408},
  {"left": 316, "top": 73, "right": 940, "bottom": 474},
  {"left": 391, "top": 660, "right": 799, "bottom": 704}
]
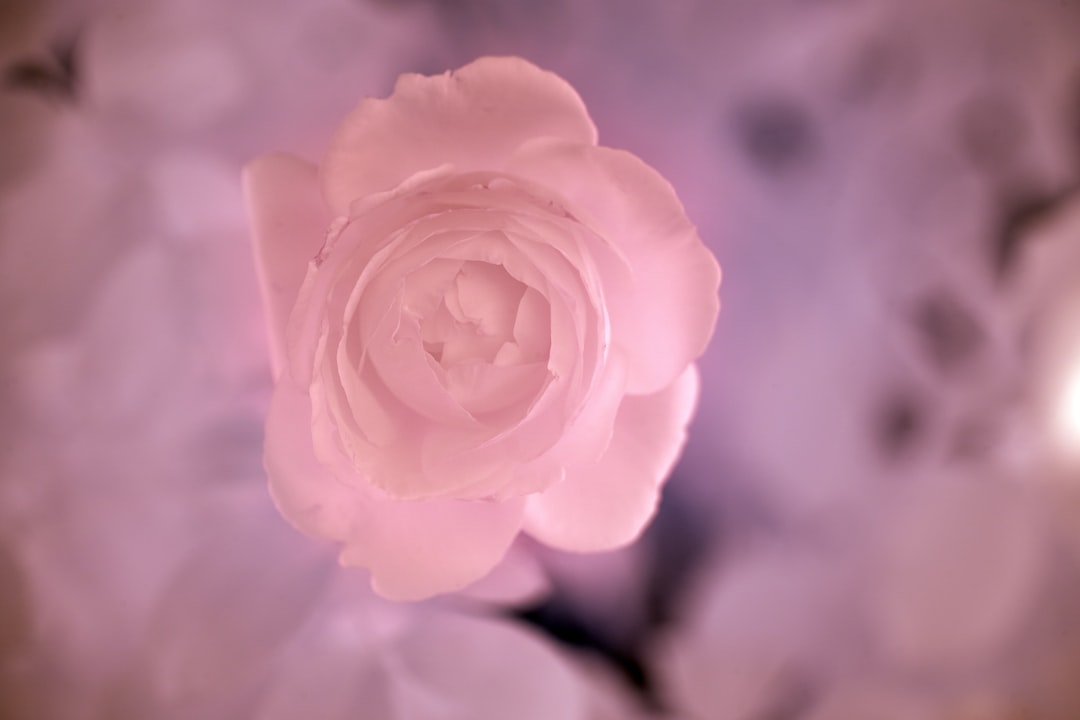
[{"left": 2, "top": 0, "right": 1080, "bottom": 718}]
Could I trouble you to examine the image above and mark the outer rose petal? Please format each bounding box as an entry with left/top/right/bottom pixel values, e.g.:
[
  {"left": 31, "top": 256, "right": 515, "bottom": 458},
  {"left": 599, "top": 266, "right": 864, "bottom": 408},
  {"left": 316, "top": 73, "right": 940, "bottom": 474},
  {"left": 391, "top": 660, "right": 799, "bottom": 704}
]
[
  {"left": 321, "top": 56, "right": 598, "bottom": 214},
  {"left": 524, "top": 365, "right": 700, "bottom": 552},
  {"left": 258, "top": 580, "right": 585, "bottom": 720},
  {"left": 243, "top": 153, "right": 329, "bottom": 378},
  {"left": 390, "top": 612, "right": 587, "bottom": 720},
  {"left": 340, "top": 495, "right": 526, "bottom": 602},
  {"left": 267, "top": 380, "right": 527, "bottom": 600},
  {"left": 508, "top": 139, "right": 721, "bottom": 394},
  {"left": 143, "top": 499, "right": 335, "bottom": 705},
  {"left": 457, "top": 542, "right": 551, "bottom": 606},
  {"left": 265, "top": 380, "right": 359, "bottom": 542}
]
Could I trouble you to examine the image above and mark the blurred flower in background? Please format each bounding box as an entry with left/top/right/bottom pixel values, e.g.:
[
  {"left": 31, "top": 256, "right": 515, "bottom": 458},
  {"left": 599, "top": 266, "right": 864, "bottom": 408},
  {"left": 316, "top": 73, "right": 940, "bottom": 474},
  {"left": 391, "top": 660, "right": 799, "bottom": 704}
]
[{"left": 2, "top": 0, "right": 1080, "bottom": 718}]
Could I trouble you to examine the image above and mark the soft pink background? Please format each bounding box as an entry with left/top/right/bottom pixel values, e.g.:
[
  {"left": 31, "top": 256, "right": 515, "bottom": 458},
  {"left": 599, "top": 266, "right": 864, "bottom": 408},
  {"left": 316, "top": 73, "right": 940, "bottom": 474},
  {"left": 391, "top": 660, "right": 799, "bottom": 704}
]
[{"left": 2, "top": 1, "right": 1080, "bottom": 718}]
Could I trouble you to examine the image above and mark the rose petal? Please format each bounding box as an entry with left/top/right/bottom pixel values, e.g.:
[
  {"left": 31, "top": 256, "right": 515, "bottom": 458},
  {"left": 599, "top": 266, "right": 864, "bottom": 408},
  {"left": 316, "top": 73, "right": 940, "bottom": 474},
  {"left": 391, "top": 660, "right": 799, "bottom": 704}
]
[
  {"left": 269, "top": 374, "right": 527, "bottom": 600},
  {"left": 444, "top": 361, "right": 549, "bottom": 417},
  {"left": 413, "top": 276, "right": 582, "bottom": 500},
  {"left": 457, "top": 542, "right": 551, "bottom": 607},
  {"left": 453, "top": 259, "right": 527, "bottom": 340},
  {"left": 390, "top": 612, "right": 587, "bottom": 720},
  {"left": 658, "top": 548, "right": 851, "bottom": 720},
  {"left": 340, "top": 495, "right": 527, "bottom": 601},
  {"left": 502, "top": 350, "right": 628, "bottom": 503},
  {"left": 525, "top": 364, "right": 699, "bottom": 551},
  {"left": 242, "top": 153, "right": 329, "bottom": 379},
  {"left": 417, "top": 365, "right": 565, "bottom": 502},
  {"left": 508, "top": 139, "right": 721, "bottom": 394},
  {"left": 338, "top": 224, "right": 594, "bottom": 499},
  {"left": 142, "top": 509, "right": 334, "bottom": 704},
  {"left": 265, "top": 379, "right": 359, "bottom": 542},
  {"left": 321, "top": 57, "right": 598, "bottom": 214},
  {"left": 513, "top": 286, "right": 553, "bottom": 361},
  {"left": 363, "top": 307, "right": 477, "bottom": 427},
  {"left": 545, "top": 349, "right": 628, "bottom": 468},
  {"left": 260, "top": 594, "right": 585, "bottom": 720}
]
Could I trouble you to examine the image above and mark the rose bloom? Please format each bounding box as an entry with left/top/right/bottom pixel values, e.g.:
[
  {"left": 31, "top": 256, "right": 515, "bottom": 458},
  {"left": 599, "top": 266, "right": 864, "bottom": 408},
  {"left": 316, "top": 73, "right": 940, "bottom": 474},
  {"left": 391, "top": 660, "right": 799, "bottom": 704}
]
[{"left": 244, "top": 56, "right": 720, "bottom": 600}]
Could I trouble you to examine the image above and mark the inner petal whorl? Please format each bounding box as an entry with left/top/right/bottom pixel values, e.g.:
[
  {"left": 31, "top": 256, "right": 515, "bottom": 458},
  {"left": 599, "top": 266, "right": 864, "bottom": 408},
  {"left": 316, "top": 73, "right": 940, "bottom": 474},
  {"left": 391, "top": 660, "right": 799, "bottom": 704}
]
[
  {"left": 402, "top": 258, "right": 556, "bottom": 422},
  {"left": 417, "top": 260, "right": 528, "bottom": 368}
]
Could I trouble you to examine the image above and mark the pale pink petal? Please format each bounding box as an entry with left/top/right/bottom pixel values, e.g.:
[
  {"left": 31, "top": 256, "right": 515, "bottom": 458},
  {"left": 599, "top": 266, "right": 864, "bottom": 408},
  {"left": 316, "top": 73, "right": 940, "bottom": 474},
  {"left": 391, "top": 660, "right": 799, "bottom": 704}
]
[
  {"left": 255, "top": 574, "right": 402, "bottom": 720},
  {"left": 452, "top": 259, "right": 527, "bottom": 338},
  {"left": 392, "top": 612, "right": 587, "bottom": 720},
  {"left": 141, "top": 508, "right": 334, "bottom": 705},
  {"left": 283, "top": 186, "right": 451, "bottom": 388},
  {"left": 242, "top": 153, "right": 329, "bottom": 379},
  {"left": 548, "top": 349, "right": 628, "bottom": 468},
  {"left": 301, "top": 213, "right": 442, "bottom": 391},
  {"left": 508, "top": 139, "right": 721, "bottom": 394},
  {"left": 405, "top": 259, "right": 466, "bottom": 328},
  {"left": 337, "top": 231, "right": 525, "bottom": 433},
  {"left": 418, "top": 428, "right": 565, "bottom": 503},
  {"left": 344, "top": 226, "right": 596, "bottom": 499},
  {"left": 362, "top": 308, "right": 477, "bottom": 427},
  {"left": 261, "top": 580, "right": 583, "bottom": 719},
  {"left": 414, "top": 280, "right": 580, "bottom": 499},
  {"left": 513, "top": 286, "right": 553, "bottom": 361},
  {"left": 484, "top": 342, "right": 627, "bottom": 508},
  {"left": 271, "top": 375, "right": 528, "bottom": 600},
  {"left": 321, "top": 57, "right": 598, "bottom": 214},
  {"left": 443, "top": 361, "right": 549, "bottom": 416},
  {"left": 525, "top": 365, "right": 700, "bottom": 552},
  {"left": 457, "top": 542, "right": 551, "bottom": 606},
  {"left": 264, "top": 379, "right": 358, "bottom": 542},
  {"left": 324, "top": 342, "right": 402, "bottom": 451},
  {"left": 340, "top": 495, "right": 527, "bottom": 601},
  {"left": 658, "top": 548, "right": 853, "bottom": 720}
]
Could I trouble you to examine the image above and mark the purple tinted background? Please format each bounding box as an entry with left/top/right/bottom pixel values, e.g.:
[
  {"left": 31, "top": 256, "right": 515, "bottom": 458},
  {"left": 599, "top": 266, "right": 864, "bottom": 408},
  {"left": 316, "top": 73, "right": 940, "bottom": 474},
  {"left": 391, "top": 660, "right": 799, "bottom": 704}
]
[{"left": 2, "top": 0, "right": 1080, "bottom": 718}]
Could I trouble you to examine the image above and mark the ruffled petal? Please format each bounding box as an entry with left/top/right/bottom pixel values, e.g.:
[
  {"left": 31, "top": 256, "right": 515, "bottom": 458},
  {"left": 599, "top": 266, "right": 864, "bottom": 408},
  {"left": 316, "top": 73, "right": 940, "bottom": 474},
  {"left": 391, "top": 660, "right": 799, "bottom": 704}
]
[
  {"left": 337, "top": 224, "right": 592, "bottom": 500},
  {"left": 242, "top": 153, "right": 329, "bottom": 379},
  {"left": 270, "top": 374, "right": 527, "bottom": 600},
  {"left": 321, "top": 57, "right": 598, "bottom": 214},
  {"left": 508, "top": 139, "right": 721, "bottom": 394},
  {"left": 341, "top": 496, "right": 527, "bottom": 601},
  {"left": 524, "top": 365, "right": 699, "bottom": 552}
]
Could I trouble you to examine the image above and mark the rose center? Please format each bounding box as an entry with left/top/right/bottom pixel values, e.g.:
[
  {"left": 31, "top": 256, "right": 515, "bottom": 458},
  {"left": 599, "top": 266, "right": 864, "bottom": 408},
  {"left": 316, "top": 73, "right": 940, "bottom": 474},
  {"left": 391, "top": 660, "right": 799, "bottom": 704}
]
[
  {"left": 399, "top": 258, "right": 553, "bottom": 419},
  {"left": 417, "top": 260, "right": 529, "bottom": 367}
]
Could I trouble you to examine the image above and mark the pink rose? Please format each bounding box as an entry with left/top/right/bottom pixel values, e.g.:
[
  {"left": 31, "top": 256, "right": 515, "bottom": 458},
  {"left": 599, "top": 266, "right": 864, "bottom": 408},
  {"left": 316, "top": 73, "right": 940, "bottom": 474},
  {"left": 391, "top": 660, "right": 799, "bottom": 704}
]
[{"left": 244, "top": 56, "right": 720, "bottom": 600}]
